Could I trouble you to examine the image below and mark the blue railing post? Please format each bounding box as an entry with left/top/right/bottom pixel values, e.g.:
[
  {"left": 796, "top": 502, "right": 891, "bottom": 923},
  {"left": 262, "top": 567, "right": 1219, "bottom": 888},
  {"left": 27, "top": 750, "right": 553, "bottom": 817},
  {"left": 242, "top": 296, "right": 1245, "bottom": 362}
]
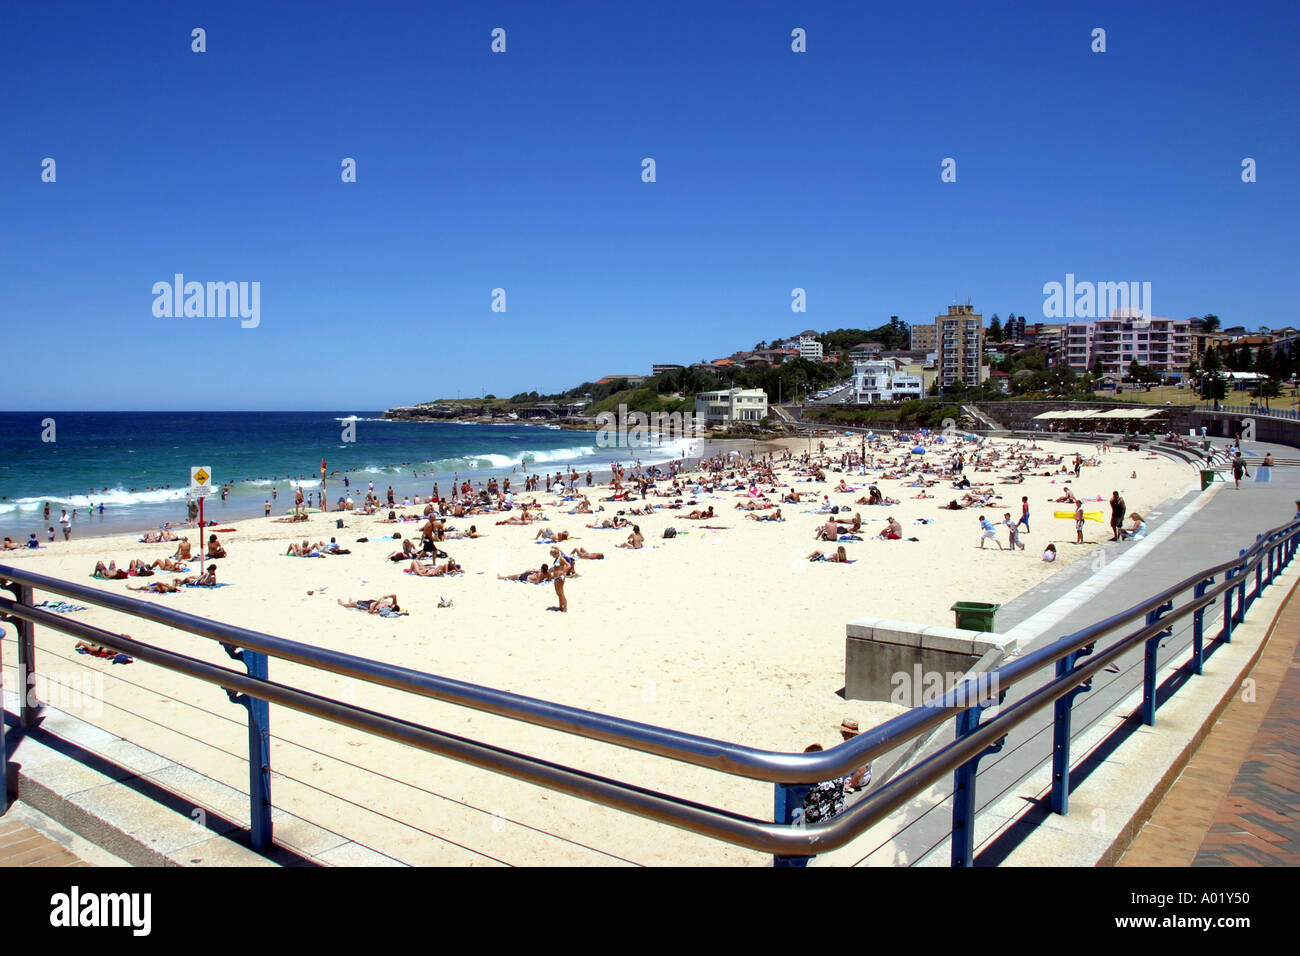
[
  {"left": 1235, "top": 551, "right": 1248, "bottom": 624},
  {"left": 1253, "top": 536, "right": 1264, "bottom": 606},
  {"left": 772, "top": 782, "right": 814, "bottom": 867},
  {"left": 951, "top": 688, "right": 1007, "bottom": 867},
  {"left": 16, "top": 583, "right": 40, "bottom": 729},
  {"left": 222, "top": 644, "right": 273, "bottom": 851},
  {"left": 1222, "top": 565, "right": 1235, "bottom": 642},
  {"left": 1192, "top": 578, "right": 1212, "bottom": 676},
  {"left": 1052, "top": 643, "right": 1095, "bottom": 815},
  {"left": 1142, "top": 600, "right": 1173, "bottom": 726}
]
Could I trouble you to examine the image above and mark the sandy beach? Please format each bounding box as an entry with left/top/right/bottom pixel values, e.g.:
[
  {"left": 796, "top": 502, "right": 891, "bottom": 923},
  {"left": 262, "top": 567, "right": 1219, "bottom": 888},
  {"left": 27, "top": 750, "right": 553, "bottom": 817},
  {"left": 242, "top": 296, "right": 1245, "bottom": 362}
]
[{"left": 0, "top": 434, "right": 1198, "bottom": 865}]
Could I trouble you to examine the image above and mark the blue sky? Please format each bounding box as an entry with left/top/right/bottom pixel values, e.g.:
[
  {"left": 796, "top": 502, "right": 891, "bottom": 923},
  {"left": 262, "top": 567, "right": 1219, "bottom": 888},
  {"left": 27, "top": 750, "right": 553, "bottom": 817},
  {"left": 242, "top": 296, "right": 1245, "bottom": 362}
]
[{"left": 2, "top": 0, "right": 1297, "bottom": 410}]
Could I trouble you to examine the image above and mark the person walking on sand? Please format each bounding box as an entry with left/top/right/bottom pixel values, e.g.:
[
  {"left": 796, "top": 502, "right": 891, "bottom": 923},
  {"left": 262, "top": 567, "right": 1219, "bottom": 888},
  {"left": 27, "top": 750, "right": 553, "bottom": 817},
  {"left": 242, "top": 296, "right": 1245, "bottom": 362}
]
[
  {"left": 1075, "top": 502, "right": 1085, "bottom": 545},
  {"left": 1108, "top": 491, "right": 1126, "bottom": 542},
  {"left": 1232, "top": 454, "right": 1248, "bottom": 489},
  {"left": 979, "top": 514, "right": 1002, "bottom": 550},
  {"left": 59, "top": 509, "right": 71, "bottom": 541},
  {"left": 1003, "top": 512, "right": 1024, "bottom": 551},
  {"left": 1017, "top": 496, "right": 1030, "bottom": 534}
]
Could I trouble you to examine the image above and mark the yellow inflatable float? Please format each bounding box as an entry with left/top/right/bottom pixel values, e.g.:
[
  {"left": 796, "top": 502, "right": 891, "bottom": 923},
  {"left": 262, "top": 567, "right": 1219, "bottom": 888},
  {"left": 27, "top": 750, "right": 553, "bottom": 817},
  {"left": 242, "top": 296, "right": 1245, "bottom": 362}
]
[{"left": 1055, "top": 510, "right": 1103, "bottom": 522}]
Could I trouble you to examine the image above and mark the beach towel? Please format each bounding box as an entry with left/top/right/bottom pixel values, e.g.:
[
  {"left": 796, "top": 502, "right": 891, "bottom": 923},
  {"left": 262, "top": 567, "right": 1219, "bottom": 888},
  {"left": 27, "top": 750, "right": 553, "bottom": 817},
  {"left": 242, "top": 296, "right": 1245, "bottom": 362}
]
[
  {"left": 837, "top": 534, "right": 863, "bottom": 541},
  {"left": 182, "top": 582, "right": 231, "bottom": 588},
  {"left": 35, "top": 600, "right": 87, "bottom": 613},
  {"left": 1255, "top": 467, "right": 1272, "bottom": 483},
  {"left": 352, "top": 605, "right": 407, "bottom": 618}
]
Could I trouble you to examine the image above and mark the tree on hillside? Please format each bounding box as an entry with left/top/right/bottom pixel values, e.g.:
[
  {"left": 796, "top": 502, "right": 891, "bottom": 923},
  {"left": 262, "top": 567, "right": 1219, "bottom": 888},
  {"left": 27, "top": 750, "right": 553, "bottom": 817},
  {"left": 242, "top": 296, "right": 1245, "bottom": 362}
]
[
  {"left": 1201, "top": 314, "right": 1221, "bottom": 333},
  {"left": 988, "top": 315, "right": 1003, "bottom": 342},
  {"left": 1127, "top": 360, "right": 1160, "bottom": 389},
  {"left": 1200, "top": 347, "right": 1227, "bottom": 402}
]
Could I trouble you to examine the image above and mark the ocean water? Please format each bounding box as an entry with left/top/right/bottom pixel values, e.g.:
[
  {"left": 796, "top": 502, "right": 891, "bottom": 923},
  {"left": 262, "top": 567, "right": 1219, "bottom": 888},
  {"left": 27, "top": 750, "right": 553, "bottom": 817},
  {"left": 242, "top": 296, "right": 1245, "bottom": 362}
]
[{"left": 0, "top": 412, "right": 698, "bottom": 540}]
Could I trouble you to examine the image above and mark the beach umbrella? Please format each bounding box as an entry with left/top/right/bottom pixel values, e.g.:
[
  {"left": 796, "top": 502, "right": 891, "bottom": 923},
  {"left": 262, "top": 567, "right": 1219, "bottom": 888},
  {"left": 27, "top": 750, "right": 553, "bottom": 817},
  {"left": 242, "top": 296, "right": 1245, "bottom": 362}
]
[{"left": 911, "top": 446, "right": 926, "bottom": 455}]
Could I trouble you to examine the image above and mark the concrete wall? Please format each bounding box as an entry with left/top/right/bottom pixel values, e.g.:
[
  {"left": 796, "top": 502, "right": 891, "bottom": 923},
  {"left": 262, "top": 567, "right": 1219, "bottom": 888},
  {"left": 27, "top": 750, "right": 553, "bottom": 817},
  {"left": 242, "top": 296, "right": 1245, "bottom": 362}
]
[
  {"left": 845, "top": 617, "right": 1014, "bottom": 705},
  {"left": 1189, "top": 411, "right": 1300, "bottom": 449}
]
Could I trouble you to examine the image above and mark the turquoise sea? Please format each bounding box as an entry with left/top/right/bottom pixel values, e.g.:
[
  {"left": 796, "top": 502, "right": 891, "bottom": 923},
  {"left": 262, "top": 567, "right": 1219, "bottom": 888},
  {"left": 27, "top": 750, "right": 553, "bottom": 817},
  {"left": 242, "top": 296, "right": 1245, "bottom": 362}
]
[{"left": 0, "top": 412, "right": 696, "bottom": 540}]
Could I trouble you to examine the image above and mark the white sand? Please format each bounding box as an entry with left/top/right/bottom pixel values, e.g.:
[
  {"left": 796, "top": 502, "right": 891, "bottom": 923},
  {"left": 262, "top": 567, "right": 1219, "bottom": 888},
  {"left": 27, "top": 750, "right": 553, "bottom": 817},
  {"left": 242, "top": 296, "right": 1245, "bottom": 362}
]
[{"left": 0, "top": 435, "right": 1195, "bottom": 865}]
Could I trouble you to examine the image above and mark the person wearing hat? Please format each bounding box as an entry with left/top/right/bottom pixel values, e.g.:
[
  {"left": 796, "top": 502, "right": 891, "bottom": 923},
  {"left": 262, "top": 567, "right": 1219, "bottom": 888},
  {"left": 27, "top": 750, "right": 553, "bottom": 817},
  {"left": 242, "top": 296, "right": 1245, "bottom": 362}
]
[{"left": 839, "top": 719, "right": 873, "bottom": 794}]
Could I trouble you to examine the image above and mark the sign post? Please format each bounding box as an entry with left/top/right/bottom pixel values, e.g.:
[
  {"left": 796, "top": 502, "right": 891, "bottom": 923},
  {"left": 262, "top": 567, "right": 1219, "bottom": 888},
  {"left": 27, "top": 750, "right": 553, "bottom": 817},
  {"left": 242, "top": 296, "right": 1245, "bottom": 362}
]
[{"left": 190, "top": 466, "right": 213, "bottom": 565}]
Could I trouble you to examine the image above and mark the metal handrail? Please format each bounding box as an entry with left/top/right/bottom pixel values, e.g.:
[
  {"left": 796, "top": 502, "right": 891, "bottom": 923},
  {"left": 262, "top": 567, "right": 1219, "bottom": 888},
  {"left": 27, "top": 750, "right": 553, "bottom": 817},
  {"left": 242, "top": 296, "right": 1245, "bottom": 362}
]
[{"left": 1, "top": 512, "right": 1297, "bottom": 860}]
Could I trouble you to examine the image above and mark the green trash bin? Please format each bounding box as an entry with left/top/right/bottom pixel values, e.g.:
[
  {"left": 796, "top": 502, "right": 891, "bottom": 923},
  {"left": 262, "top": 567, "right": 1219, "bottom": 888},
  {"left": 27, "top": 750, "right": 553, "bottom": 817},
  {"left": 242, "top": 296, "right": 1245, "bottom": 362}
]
[
  {"left": 951, "top": 601, "right": 1000, "bottom": 632},
  {"left": 1200, "top": 469, "right": 1216, "bottom": 491}
]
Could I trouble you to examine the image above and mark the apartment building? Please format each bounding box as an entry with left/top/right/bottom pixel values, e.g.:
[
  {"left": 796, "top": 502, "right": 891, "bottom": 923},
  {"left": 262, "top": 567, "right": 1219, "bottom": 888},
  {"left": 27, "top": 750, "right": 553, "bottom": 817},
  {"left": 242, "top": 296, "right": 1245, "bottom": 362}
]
[
  {"left": 1064, "top": 313, "right": 1192, "bottom": 375},
  {"left": 910, "top": 324, "right": 937, "bottom": 352},
  {"left": 935, "top": 305, "right": 984, "bottom": 389},
  {"left": 797, "top": 332, "right": 823, "bottom": 360}
]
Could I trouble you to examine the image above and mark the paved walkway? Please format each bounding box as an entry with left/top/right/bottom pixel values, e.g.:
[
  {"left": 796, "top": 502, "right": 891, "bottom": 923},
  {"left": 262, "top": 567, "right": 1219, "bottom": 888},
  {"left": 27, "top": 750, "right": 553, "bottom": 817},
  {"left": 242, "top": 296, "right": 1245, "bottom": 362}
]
[
  {"left": 847, "top": 436, "right": 1300, "bottom": 866},
  {"left": 0, "top": 807, "right": 93, "bottom": 866},
  {"left": 1119, "top": 574, "right": 1300, "bottom": 866}
]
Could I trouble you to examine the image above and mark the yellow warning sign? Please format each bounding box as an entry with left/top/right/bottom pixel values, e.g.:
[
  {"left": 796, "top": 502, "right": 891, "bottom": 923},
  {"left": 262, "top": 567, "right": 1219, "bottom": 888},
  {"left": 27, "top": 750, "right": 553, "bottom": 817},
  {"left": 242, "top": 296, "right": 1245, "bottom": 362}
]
[{"left": 190, "top": 466, "right": 213, "bottom": 493}]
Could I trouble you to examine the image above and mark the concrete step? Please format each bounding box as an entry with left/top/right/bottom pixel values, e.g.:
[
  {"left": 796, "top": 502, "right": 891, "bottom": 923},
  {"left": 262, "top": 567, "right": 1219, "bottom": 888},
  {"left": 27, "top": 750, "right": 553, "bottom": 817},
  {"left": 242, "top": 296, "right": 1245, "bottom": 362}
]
[{"left": 3, "top": 691, "right": 402, "bottom": 867}]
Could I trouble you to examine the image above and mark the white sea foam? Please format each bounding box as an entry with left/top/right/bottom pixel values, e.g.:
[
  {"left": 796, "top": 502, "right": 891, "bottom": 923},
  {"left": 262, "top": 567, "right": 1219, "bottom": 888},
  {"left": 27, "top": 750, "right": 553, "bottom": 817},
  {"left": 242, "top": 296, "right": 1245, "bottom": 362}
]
[{"left": 0, "top": 486, "right": 190, "bottom": 513}]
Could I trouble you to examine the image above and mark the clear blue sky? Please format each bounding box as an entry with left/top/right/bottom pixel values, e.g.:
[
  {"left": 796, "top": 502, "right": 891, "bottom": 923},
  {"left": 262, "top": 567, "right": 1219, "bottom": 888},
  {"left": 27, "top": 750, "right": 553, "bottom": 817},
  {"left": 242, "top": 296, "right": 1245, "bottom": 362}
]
[{"left": 2, "top": 0, "right": 1296, "bottom": 410}]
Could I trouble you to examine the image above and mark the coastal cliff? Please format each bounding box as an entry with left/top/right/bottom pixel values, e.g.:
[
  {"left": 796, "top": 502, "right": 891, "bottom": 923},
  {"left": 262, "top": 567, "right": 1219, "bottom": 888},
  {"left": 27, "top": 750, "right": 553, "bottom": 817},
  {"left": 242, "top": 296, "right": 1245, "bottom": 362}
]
[{"left": 383, "top": 403, "right": 596, "bottom": 429}]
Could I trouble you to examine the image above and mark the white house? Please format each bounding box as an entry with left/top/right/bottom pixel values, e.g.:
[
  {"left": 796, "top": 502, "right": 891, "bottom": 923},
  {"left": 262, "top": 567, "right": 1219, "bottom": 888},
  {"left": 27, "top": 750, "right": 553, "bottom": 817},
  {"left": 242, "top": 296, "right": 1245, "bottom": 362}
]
[
  {"left": 694, "top": 388, "right": 769, "bottom": 424},
  {"left": 852, "top": 360, "right": 924, "bottom": 404}
]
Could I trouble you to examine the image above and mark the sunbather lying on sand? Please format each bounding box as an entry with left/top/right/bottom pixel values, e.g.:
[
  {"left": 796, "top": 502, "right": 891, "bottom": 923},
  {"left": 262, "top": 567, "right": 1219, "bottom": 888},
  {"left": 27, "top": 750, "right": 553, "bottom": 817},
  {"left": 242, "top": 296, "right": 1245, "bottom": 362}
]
[
  {"left": 406, "top": 559, "right": 461, "bottom": 577},
  {"left": 93, "top": 560, "right": 128, "bottom": 579},
  {"left": 287, "top": 540, "right": 327, "bottom": 557},
  {"left": 498, "top": 565, "right": 550, "bottom": 584},
  {"left": 386, "top": 538, "right": 419, "bottom": 561},
  {"left": 126, "top": 579, "right": 182, "bottom": 593},
  {"left": 808, "top": 546, "right": 850, "bottom": 563},
  {"left": 337, "top": 594, "right": 402, "bottom": 614}
]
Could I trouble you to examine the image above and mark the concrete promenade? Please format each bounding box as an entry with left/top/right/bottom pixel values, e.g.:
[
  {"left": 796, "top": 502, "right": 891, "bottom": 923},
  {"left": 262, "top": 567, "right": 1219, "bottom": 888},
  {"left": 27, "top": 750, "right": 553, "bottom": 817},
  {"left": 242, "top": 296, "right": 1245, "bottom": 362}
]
[{"left": 824, "top": 436, "right": 1300, "bottom": 867}]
